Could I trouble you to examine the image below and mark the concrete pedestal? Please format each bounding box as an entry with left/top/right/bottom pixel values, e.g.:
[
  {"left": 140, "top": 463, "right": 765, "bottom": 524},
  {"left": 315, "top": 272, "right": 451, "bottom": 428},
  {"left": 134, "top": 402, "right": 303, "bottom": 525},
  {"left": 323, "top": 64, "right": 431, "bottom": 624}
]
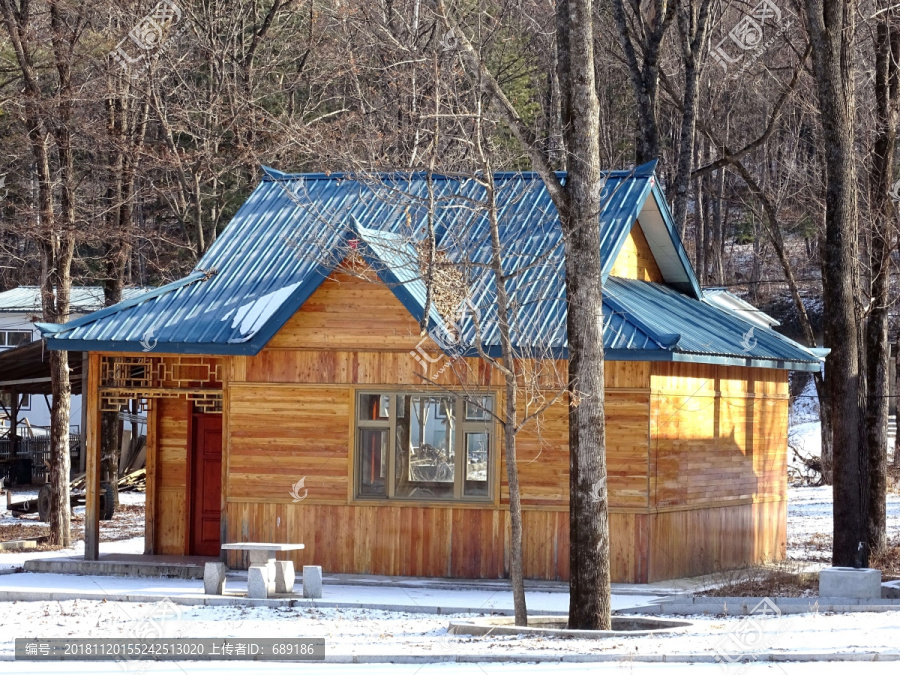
[
  {"left": 303, "top": 565, "right": 322, "bottom": 599},
  {"left": 274, "top": 561, "right": 295, "bottom": 594},
  {"left": 882, "top": 579, "right": 900, "bottom": 599},
  {"left": 819, "top": 567, "right": 882, "bottom": 599},
  {"left": 203, "top": 562, "right": 227, "bottom": 595},
  {"left": 248, "top": 564, "right": 270, "bottom": 599}
]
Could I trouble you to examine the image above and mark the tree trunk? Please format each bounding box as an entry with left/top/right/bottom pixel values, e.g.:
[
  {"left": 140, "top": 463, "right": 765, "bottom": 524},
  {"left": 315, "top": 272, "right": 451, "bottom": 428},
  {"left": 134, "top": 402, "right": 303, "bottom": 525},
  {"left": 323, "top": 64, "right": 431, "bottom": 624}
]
[
  {"left": 607, "top": 1, "right": 674, "bottom": 164},
  {"left": 805, "top": 0, "right": 866, "bottom": 567},
  {"left": 433, "top": 0, "right": 611, "bottom": 629},
  {"left": 815, "top": 372, "right": 834, "bottom": 483},
  {"left": 560, "top": 0, "right": 611, "bottom": 631},
  {"left": 864, "top": 9, "right": 899, "bottom": 556},
  {"left": 671, "top": 0, "right": 713, "bottom": 235},
  {"left": 479, "top": 139, "right": 528, "bottom": 626}
]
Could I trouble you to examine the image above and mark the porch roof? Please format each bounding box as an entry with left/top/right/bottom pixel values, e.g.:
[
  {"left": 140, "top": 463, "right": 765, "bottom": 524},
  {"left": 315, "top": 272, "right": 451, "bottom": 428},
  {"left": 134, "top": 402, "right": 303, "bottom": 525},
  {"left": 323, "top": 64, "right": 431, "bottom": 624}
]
[{"left": 0, "top": 341, "right": 83, "bottom": 395}]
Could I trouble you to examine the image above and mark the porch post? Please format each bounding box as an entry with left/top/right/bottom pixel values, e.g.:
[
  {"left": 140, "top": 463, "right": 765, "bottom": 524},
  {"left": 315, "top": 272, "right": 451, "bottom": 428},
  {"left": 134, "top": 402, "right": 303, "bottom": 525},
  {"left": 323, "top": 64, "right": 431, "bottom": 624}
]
[
  {"left": 144, "top": 399, "right": 157, "bottom": 555},
  {"left": 79, "top": 353, "right": 88, "bottom": 474},
  {"left": 84, "top": 353, "right": 101, "bottom": 560}
]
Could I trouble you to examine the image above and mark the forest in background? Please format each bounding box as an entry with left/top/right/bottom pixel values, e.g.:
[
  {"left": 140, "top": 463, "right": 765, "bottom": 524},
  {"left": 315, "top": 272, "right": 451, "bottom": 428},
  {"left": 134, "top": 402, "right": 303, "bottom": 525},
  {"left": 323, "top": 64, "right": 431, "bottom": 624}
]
[{"left": 0, "top": 1, "right": 859, "bottom": 310}]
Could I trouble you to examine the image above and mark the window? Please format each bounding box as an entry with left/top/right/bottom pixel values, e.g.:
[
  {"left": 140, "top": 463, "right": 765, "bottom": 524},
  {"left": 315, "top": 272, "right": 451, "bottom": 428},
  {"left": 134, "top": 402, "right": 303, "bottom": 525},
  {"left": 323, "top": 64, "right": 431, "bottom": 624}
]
[
  {"left": 355, "top": 391, "right": 495, "bottom": 502},
  {"left": 0, "top": 330, "right": 33, "bottom": 349},
  {"left": 0, "top": 392, "right": 30, "bottom": 411}
]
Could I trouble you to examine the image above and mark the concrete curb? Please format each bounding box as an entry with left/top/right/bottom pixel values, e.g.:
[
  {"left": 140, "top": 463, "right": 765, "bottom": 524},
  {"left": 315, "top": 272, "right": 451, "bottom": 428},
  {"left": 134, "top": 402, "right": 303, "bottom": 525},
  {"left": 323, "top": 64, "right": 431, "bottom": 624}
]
[
  {"left": 0, "top": 588, "right": 567, "bottom": 616},
  {"left": 618, "top": 595, "right": 900, "bottom": 616},
  {"left": 448, "top": 615, "right": 691, "bottom": 638},
  {"left": 24, "top": 559, "right": 204, "bottom": 580}
]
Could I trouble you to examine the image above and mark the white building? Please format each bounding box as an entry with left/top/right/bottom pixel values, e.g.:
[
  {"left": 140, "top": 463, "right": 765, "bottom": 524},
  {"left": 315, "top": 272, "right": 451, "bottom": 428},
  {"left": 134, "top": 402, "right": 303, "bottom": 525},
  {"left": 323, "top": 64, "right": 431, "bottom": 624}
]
[{"left": 0, "top": 286, "right": 148, "bottom": 429}]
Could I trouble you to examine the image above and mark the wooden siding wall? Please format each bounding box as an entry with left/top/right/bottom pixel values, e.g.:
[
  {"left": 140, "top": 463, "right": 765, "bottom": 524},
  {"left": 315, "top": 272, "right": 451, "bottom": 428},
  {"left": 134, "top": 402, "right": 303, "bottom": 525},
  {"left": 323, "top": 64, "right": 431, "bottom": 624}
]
[
  {"left": 223, "top": 364, "right": 652, "bottom": 578},
  {"left": 608, "top": 222, "right": 664, "bottom": 282},
  {"left": 647, "top": 362, "right": 789, "bottom": 579},
  {"left": 140, "top": 267, "right": 789, "bottom": 582}
]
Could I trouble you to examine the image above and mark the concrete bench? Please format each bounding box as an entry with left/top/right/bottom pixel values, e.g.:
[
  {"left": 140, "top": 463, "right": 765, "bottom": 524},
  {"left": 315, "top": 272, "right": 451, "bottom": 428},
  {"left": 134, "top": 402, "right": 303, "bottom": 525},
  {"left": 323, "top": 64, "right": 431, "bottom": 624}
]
[{"left": 209, "top": 542, "right": 306, "bottom": 599}]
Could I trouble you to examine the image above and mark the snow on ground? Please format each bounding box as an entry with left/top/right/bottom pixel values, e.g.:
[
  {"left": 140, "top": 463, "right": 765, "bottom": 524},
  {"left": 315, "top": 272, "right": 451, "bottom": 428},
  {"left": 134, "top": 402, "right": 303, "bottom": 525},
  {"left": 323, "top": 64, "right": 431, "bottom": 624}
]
[
  {"left": 787, "top": 485, "right": 900, "bottom": 563},
  {"left": 1, "top": 596, "right": 900, "bottom": 665},
  {"left": 0, "top": 490, "right": 146, "bottom": 570},
  {"left": 789, "top": 375, "right": 820, "bottom": 427}
]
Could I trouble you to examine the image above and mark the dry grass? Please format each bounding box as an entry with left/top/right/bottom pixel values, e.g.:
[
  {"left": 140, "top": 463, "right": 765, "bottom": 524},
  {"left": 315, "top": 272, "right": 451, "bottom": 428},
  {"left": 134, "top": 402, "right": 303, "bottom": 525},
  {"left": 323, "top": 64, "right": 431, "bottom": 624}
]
[
  {"left": 704, "top": 560, "right": 818, "bottom": 598},
  {"left": 0, "top": 523, "right": 49, "bottom": 542},
  {"left": 869, "top": 539, "right": 900, "bottom": 581},
  {"left": 887, "top": 465, "right": 900, "bottom": 495},
  {"left": 0, "top": 501, "right": 144, "bottom": 553}
]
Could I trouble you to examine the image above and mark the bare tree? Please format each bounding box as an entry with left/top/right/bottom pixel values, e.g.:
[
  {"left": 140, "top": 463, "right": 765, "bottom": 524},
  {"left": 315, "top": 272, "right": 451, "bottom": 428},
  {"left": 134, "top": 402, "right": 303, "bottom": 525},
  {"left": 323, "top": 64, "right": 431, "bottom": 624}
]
[
  {"left": 0, "top": 0, "right": 85, "bottom": 546},
  {"left": 606, "top": 0, "right": 676, "bottom": 165},
  {"left": 863, "top": 1, "right": 900, "bottom": 556},
  {"left": 804, "top": 0, "right": 867, "bottom": 567}
]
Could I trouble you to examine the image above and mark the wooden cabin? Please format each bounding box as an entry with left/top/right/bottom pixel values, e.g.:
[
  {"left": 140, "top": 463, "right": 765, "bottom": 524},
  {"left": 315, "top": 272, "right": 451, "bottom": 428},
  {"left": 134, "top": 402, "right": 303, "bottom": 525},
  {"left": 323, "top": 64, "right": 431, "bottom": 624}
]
[{"left": 38, "top": 163, "right": 821, "bottom": 583}]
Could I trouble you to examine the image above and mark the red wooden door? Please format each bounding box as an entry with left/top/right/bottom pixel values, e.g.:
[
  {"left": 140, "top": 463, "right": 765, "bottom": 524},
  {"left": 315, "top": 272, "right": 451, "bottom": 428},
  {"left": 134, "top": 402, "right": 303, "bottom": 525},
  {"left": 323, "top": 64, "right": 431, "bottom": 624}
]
[{"left": 190, "top": 413, "right": 223, "bottom": 556}]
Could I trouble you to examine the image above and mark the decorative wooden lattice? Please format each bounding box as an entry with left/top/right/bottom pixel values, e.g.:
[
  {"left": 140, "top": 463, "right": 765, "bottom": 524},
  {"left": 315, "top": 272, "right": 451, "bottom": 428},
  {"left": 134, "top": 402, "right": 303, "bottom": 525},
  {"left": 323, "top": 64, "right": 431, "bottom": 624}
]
[{"left": 99, "top": 356, "right": 223, "bottom": 414}]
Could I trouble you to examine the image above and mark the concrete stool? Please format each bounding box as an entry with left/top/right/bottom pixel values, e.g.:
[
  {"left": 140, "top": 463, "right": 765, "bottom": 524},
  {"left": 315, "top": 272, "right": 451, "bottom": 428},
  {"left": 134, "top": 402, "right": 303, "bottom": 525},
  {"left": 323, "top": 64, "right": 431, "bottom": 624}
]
[
  {"left": 203, "top": 562, "right": 227, "bottom": 595},
  {"left": 274, "top": 560, "right": 295, "bottom": 594},
  {"left": 819, "top": 567, "right": 882, "bottom": 599},
  {"left": 303, "top": 565, "right": 322, "bottom": 599},
  {"left": 248, "top": 564, "right": 270, "bottom": 599}
]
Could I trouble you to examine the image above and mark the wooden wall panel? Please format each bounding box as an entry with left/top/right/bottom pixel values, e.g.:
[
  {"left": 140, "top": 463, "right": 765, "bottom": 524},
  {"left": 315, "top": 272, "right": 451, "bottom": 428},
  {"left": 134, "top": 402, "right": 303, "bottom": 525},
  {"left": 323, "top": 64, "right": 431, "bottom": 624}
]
[
  {"left": 175, "top": 270, "right": 792, "bottom": 581},
  {"left": 224, "top": 501, "right": 654, "bottom": 582},
  {"left": 648, "top": 499, "right": 787, "bottom": 581},
  {"left": 650, "top": 362, "right": 789, "bottom": 509},
  {"left": 227, "top": 385, "right": 350, "bottom": 503},
  {"left": 223, "top": 495, "right": 784, "bottom": 581},
  {"left": 267, "top": 269, "right": 425, "bottom": 351},
  {"left": 155, "top": 396, "right": 190, "bottom": 554},
  {"left": 609, "top": 222, "right": 664, "bottom": 282}
]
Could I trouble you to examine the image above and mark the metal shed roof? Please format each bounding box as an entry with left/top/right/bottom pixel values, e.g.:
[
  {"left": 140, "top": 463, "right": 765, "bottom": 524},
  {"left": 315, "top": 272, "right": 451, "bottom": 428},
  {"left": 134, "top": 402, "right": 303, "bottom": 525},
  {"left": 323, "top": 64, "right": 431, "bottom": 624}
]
[
  {"left": 36, "top": 164, "right": 821, "bottom": 371},
  {"left": 0, "top": 286, "right": 150, "bottom": 315}
]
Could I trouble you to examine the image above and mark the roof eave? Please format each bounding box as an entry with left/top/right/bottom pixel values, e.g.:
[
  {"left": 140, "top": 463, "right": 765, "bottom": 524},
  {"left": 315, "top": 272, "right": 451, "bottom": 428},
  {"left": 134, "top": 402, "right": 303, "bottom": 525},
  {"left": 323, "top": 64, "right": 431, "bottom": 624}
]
[{"left": 43, "top": 337, "right": 261, "bottom": 356}]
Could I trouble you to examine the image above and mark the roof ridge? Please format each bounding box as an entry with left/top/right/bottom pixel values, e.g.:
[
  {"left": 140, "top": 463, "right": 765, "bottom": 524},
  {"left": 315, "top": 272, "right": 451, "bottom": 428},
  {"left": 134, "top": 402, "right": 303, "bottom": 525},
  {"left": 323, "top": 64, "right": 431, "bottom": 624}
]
[
  {"left": 604, "top": 280, "right": 681, "bottom": 350},
  {"left": 261, "top": 165, "right": 657, "bottom": 183}
]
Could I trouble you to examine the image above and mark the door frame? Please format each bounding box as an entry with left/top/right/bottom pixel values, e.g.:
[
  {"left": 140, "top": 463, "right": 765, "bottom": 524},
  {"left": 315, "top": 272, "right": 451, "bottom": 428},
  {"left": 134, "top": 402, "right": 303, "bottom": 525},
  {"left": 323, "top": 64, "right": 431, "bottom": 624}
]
[{"left": 184, "top": 406, "right": 223, "bottom": 556}]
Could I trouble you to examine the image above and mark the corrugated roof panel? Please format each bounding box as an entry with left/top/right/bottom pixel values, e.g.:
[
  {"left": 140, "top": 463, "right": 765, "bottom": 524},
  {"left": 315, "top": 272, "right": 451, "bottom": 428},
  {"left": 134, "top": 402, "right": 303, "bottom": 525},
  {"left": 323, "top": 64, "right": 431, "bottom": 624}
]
[{"left": 604, "top": 277, "right": 816, "bottom": 365}]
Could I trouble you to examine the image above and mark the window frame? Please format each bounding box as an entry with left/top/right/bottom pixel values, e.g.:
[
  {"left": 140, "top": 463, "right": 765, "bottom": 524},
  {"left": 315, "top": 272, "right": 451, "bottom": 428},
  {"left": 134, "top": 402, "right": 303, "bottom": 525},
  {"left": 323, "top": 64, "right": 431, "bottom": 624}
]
[
  {"left": 353, "top": 388, "right": 497, "bottom": 504},
  {"left": 0, "top": 330, "right": 33, "bottom": 349},
  {"left": 0, "top": 392, "right": 30, "bottom": 411}
]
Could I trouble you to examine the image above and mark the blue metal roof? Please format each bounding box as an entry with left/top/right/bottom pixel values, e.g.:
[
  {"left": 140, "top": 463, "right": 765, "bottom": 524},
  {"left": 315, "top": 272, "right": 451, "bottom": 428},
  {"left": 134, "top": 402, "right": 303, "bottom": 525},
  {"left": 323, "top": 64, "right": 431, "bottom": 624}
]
[{"left": 37, "top": 164, "right": 820, "bottom": 371}]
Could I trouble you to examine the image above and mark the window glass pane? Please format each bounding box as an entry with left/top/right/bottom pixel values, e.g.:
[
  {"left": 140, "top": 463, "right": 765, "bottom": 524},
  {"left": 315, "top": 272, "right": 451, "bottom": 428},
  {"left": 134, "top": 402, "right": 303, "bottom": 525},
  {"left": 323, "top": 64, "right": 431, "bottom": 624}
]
[
  {"left": 357, "top": 428, "right": 388, "bottom": 496},
  {"left": 394, "top": 395, "right": 455, "bottom": 498},
  {"left": 465, "top": 396, "right": 493, "bottom": 420},
  {"left": 8, "top": 331, "right": 31, "bottom": 346},
  {"left": 358, "top": 393, "right": 390, "bottom": 421},
  {"left": 0, "top": 333, "right": 6, "bottom": 346},
  {"left": 464, "top": 432, "right": 490, "bottom": 496}
]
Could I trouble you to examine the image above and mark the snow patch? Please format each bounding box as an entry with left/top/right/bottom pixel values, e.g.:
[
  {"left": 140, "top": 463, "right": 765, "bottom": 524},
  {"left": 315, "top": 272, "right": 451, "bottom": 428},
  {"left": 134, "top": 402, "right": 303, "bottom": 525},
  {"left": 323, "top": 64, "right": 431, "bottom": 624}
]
[
  {"left": 790, "top": 374, "right": 820, "bottom": 426},
  {"left": 227, "top": 283, "right": 300, "bottom": 342}
]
